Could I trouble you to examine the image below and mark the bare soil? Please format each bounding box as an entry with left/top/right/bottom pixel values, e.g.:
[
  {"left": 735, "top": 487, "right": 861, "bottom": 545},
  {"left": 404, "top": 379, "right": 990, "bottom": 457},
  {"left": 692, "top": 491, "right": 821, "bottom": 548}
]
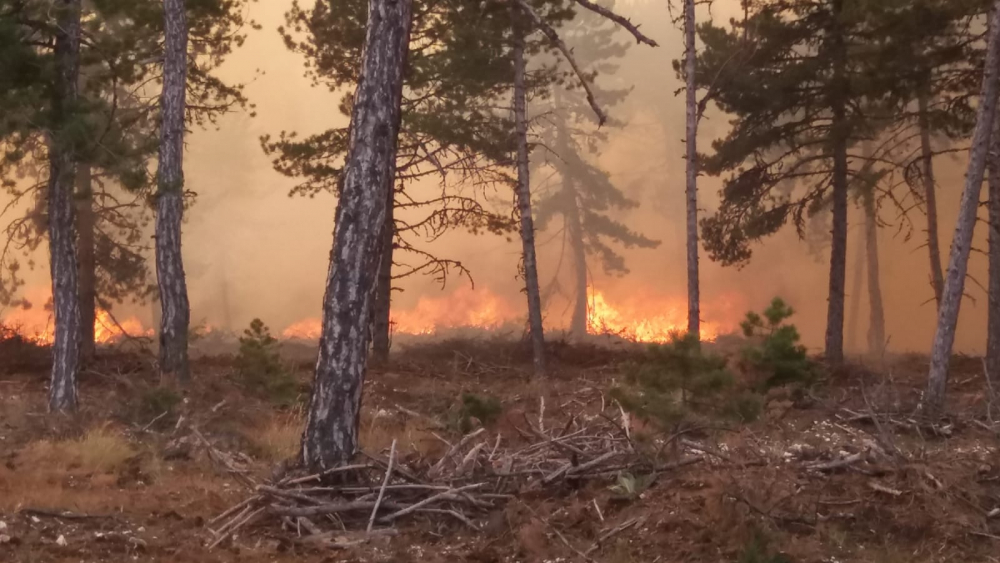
[{"left": 1, "top": 340, "right": 999, "bottom": 563}]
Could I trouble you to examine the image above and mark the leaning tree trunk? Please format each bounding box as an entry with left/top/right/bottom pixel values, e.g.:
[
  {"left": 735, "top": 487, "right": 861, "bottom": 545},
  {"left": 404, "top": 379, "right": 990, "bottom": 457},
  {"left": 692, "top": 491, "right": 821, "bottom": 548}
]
[
  {"left": 47, "top": 0, "right": 83, "bottom": 413},
  {"left": 512, "top": 15, "right": 546, "bottom": 377},
  {"left": 987, "top": 106, "right": 1000, "bottom": 383},
  {"left": 919, "top": 92, "right": 946, "bottom": 307},
  {"left": 565, "top": 178, "right": 589, "bottom": 340},
  {"left": 863, "top": 190, "right": 886, "bottom": 357},
  {"left": 683, "top": 0, "right": 700, "bottom": 341},
  {"left": 824, "top": 0, "right": 849, "bottom": 366},
  {"left": 301, "top": 0, "right": 413, "bottom": 471},
  {"left": 371, "top": 186, "right": 395, "bottom": 363},
  {"left": 155, "top": 0, "right": 191, "bottom": 384},
  {"left": 926, "top": 0, "right": 1000, "bottom": 414},
  {"left": 76, "top": 163, "right": 96, "bottom": 363}
]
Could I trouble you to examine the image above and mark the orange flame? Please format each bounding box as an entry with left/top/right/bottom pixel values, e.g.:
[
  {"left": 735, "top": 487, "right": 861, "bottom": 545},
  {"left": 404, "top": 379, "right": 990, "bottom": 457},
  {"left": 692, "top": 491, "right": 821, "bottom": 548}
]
[
  {"left": 280, "top": 286, "right": 742, "bottom": 343},
  {"left": 3, "top": 294, "right": 152, "bottom": 345}
]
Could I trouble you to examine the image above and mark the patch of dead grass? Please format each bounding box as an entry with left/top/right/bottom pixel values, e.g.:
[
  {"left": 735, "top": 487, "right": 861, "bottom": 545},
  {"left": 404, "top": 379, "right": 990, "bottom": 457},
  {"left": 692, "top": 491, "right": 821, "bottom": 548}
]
[
  {"left": 17, "top": 425, "right": 134, "bottom": 474},
  {"left": 249, "top": 409, "right": 304, "bottom": 463}
]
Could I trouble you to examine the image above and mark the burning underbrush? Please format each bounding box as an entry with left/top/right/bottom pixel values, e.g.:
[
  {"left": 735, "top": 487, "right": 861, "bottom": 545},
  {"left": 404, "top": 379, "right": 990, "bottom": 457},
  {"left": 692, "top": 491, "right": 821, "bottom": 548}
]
[{"left": 1, "top": 338, "right": 1000, "bottom": 562}]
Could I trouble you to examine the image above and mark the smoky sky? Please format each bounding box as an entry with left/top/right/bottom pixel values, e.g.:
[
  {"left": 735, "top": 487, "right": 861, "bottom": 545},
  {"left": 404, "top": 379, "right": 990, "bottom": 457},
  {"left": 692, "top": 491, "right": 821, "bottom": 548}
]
[{"left": 5, "top": 0, "right": 993, "bottom": 355}]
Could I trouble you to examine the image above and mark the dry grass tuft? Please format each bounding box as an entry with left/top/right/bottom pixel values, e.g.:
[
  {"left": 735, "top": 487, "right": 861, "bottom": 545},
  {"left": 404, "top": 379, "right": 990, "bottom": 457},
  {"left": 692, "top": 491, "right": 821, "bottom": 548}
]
[
  {"left": 250, "top": 409, "right": 304, "bottom": 462},
  {"left": 18, "top": 425, "right": 134, "bottom": 474}
]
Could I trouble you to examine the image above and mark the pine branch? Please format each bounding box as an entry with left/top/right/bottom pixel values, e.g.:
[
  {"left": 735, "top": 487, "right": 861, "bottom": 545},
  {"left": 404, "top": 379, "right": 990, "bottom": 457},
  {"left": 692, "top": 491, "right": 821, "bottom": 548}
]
[
  {"left": 512, "top": 0, "right": 608, "bottom": 126},
  {"left": 571, "top": 0, "right": 658, "bottom": 47}
]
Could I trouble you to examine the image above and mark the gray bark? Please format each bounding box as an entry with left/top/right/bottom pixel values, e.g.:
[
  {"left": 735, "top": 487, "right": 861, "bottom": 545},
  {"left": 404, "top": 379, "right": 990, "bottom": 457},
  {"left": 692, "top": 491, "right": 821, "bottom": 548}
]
[
  {"left": 512, "top": 15, "right": 546, "bottom": 376},
  {"left": 47, "top": 0, "right": 83, "bottom": 413},
  {"left": 987, "top": 106, "right": 1000, "bottom": 382},
  {"left": 76, "top": 163, "right": 96, "bottom": 362},
  {"left": 863, "top": 191, "right": 886, "bottom": 357},
  {"left": 824, "top": 0, "right": 849, "bottom": 365},
  {"left": 301, "top": 0, "right": 412, "bottom": 471},
  {"left": 926, "top": 0, "right": 1000, "bottom": 414},
  {"left": 684, "top": 0, "right": 700, "bottom": 340},
  {"left": 919, "top": 93, "right": 945, "bottom": 307},
  {"left": 565, "top": 177, "right": 589, "bottom": 340},
  {"left": 155, "top": 0, "right": 191, "bottom": 384},
  {"left": 372, "top": 186, "right": 395, "bottom": 362}
]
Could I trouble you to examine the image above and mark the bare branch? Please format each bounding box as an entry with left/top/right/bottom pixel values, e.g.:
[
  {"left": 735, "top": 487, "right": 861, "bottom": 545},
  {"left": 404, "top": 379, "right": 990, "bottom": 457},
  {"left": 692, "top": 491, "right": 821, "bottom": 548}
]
[{"left": 571, "top": 0, "right": 658, "bottom": 46}]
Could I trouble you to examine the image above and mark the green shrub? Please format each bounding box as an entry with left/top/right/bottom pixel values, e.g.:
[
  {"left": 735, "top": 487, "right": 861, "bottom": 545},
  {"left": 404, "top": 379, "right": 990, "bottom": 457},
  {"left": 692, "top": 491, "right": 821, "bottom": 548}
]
[
  {"left": 236, "top": 319, "right": 299, "bottom": 405},
  {"left": 452, "top": 392, "right": 503, "bottom": 433},
  {"left": 611, "top": 331, "right": 747, "bottom": 428},
  {"left": 140, "top": 387, "right": 183, "bottom": 418},
  {"left": 737, "top": 529, "right": 792, "bottom": 563},
  {"left": 740, "top": 298, "right": 815, "bottom": 389}
]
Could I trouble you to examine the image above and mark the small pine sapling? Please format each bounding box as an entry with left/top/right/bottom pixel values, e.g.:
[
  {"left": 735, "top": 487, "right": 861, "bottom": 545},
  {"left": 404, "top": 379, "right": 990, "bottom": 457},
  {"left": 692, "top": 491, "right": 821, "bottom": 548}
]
[
  {"left": 740, "top": 298, "right": 815, "bottom": 389},
  {"left": 236, "top": 319, "right": 299, "bottom": 405}
]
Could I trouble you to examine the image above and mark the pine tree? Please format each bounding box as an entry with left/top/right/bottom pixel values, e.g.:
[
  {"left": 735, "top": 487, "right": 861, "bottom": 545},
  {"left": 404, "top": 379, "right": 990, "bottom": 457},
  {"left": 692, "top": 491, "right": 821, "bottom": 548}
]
[
  {"left": 531, "top": 1, "right": 658, "bottom": 341},
  {"left": 301, "top": 0, "right": 413, "bottom": 471},
  {"left": 46, "top": 0, "right": 84, "bottom": 412},
  {"left": 697, "top": 0, "right": 883, "bottom": 365},
  {"left": 926, "top": 0, "right": 1000, "bottom": 414}
]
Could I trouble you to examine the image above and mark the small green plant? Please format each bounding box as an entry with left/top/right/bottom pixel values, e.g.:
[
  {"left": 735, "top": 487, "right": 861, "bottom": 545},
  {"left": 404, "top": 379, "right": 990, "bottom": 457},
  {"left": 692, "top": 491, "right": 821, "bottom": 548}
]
[
  {"left": 452, "top": 392, "right": 503, "bottom": 433},
  {"left": 611, "top": 331, "right": 740, "bottom": 428},
  {"left": 736, "top": 529, "right": 792, "bottom": 563},
  {"left": 237, "top": 319, "right": 298, "bottom": 405},
  {"left": 609, "top": 471, "right": 656, "bottom": 500},
  {"left": 740, "top": 298, "right": 815, "bottom": 389},
  {"left": 139, "top": 387, "right": 182, "bottom": 421}
]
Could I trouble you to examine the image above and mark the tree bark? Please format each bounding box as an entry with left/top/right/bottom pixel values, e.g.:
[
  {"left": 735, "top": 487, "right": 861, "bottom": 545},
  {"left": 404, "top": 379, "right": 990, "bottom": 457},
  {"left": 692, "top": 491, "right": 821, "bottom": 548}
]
[
  {"left": 47, "top": 0, "right": 83, "bottom": 413},
  {"left": 919, "top": 92, "right": 945, "bottom": 307},
  {"left": 863, "top": 190, "right": 886, "bottom": 357},
  {"left": 301, "top": 0, "right": 412, "bottom": 471},
  {"left": 987, "top": 106, "right": 1000, "bottom": 383},
  {"left": 512, "top": 14, "right": 546, "bottom": 376},
  {"left": 76, "top": 163, "right": 96, "bottom": 363},
  {"left": 155, "top": 0, "right": 191, "bottom": 384},
  {"left": 824, "top": 0, "right": 849, "bottom": 366},
  {"left": 371, "top": 185, "right": 395, "bottom": 362},
  {"left": 926, "top": 0, "right": 1000, "bottom": 414},
  {"left": 565, "top": 178, "right": 589, "bottom": 340},
  {"left": 683, "top": 0, "right": 700, "bottom": 340}
]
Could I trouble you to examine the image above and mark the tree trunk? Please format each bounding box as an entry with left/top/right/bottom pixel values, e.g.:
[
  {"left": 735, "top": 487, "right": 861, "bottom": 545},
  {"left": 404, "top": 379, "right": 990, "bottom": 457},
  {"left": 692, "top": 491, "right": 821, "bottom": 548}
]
[
  {"left": 824, "top": 0, "right": 849, "bottom": 366},
  {"left": 926, "top": 0, "right": 1000, "bottom": 414},
  {"left": 371, "top": 185, "right": 395, "bottom": 362},
  {"left": 863, "top": 191, "right": 886, "bottom": 357},
  {"left": 47, "top": 0, "right": 83, "bottom": 413},
  {"left": 684, "top": 0, "right": 700, "bottom": 340},
  {"left": 987, "top": 106, "right": 1000, "bottom": 383},
  {"left": 919, "top": 93, "right": 945, "bottom": 307},
  {"left": 512, "top": 14, "right": 546, "bottom": 376},
  {"left": 565, "top": 178, "right": 589, "bottom": 340},
  {"left": 76, "top": 163, "right": 96, "bottom": 363},
  {"left": 301, "top": 0, "right": 412, "bottom": 471},
  {"left": 155, "top": 0, "right": 191, "bottom": 384}
]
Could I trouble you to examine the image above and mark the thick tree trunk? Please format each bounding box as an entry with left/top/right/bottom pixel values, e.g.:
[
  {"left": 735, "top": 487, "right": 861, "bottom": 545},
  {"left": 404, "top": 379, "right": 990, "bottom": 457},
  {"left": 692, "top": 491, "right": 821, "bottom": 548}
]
[
  {"left": 824, "top": 0, "right": 849, "bottom": 366},
  {"left": 919, "top": 93, "right": 945, "bottom": 307},
  {"left": 371, "top": 186, "right": 395, "bottom": 362},
  {"left": 986, "top": 107, "right": 1000, "bottom": 383},
  {"left": 47, "top": 0, "right": 83, "bottom": 413},
  {"left": 684, "top": 0, "right": 700, "bottom": 340},
  {"left": 155, "top": 0, "right": 191, "bottom": 384},
  {"left": 565, "top": 178, "right": 589, "bottom": 340},
  {"left": 301, "top": 0, "right": 412, "bottom": 471},
  {"left": 512, "top": 16, "right": 546, "bottom": 376},
  {"left": 863, "top": 191, "right": 886, "bottom": 357},
  {"left": 76, "top": 163, "right": 96, "bottom": 362},
  {"left": 926, "top": 0, "right": 1000, "bottom": 414}
]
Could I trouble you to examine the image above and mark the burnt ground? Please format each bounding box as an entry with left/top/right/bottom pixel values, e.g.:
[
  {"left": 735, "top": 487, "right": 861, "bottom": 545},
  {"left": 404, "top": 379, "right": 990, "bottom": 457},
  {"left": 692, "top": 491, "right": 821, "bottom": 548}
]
[{"left": 1, "top": 338, "right": 1000, "bottom": 563}]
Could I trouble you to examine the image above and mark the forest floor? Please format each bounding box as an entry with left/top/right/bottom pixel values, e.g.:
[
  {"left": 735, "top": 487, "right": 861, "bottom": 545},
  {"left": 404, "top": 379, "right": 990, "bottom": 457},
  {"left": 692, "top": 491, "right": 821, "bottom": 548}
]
[{"left": 1, "top": 336, "right": 1000, "bottom": 563}]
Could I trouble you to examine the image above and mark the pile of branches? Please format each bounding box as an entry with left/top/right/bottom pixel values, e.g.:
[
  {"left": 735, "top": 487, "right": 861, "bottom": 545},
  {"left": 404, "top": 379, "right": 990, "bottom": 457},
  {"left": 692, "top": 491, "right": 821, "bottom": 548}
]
[{"left": 207, "top": 406, "right": 700, "bottom": 549}]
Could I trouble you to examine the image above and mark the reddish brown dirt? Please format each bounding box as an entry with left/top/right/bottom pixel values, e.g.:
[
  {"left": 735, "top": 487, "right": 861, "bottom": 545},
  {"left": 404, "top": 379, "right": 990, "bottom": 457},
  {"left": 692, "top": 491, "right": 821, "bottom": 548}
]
[{"left": 1, "top": 340, "right": 999, "bottom": 563}]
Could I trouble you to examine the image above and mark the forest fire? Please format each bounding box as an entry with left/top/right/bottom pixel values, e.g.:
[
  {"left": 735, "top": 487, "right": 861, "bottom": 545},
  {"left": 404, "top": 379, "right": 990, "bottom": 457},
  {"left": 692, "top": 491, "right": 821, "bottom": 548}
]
[
  {"left": 280, "top": 286, "right": 742, "bottom": 342},
  {"left": 2, "top": 304, "right": 151, "bottom": 345}
]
